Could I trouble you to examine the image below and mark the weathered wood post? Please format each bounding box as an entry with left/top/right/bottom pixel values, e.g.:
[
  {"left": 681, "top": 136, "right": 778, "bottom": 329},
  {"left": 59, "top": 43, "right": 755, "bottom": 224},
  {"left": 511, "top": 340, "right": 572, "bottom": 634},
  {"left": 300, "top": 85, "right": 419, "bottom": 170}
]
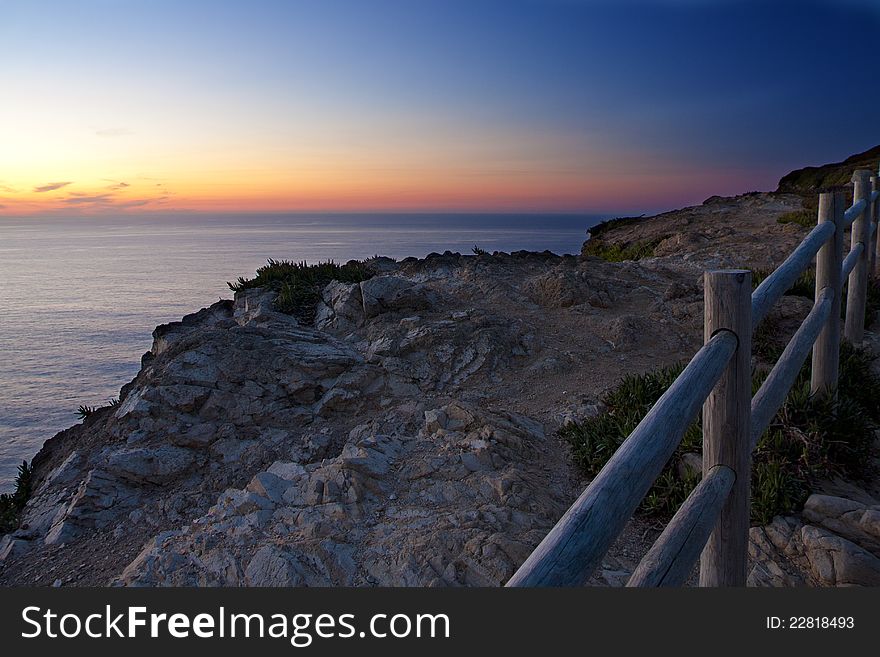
[
  {"left": 700, "top": 270, "right": 751, "bottom": 587},
  {"left": 844, "top": 169, "right": 872, "bottom": 343},
  {"left": 872, "top": 173, "right": 880, "bottom": 278},
  {"left": 811, "top": 190, "right": 845, "bottom": 397}
]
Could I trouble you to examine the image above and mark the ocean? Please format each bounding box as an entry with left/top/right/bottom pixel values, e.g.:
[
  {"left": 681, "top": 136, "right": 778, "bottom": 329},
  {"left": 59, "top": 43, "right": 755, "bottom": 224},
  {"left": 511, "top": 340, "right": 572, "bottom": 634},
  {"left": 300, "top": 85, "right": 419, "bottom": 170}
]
[{"left": 0, "top": 213, "right": 601, "bottom": 489}]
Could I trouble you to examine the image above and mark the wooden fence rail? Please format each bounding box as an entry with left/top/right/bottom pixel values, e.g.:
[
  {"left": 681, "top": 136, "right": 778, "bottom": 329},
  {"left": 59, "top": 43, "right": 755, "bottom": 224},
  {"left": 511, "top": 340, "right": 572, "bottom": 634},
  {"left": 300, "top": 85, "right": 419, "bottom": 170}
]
[{"left": 507, "top": 166, "right": 880, "bottom": 587}]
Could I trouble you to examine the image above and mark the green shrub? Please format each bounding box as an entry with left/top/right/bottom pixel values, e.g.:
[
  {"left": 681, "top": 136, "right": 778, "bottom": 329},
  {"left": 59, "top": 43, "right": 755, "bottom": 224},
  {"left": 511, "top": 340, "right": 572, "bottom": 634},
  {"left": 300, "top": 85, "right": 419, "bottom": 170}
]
[
  {"left": 0, "top": 461, "right": 33, "bottom": 534},
  {"left": 582, "top": 237, "right": 663, "bottom": 262},
  {"left": 228, "top": 259, "right": 372, "bottom": 324},
  {"left": 751, "top": 457, "right": 808, "bottom": 526},
  {"left": 561, "top": 341, "right": 880, "bottom": 525},
  {"left": 777, "top": 210, "right": 815, "bottom": 228}
]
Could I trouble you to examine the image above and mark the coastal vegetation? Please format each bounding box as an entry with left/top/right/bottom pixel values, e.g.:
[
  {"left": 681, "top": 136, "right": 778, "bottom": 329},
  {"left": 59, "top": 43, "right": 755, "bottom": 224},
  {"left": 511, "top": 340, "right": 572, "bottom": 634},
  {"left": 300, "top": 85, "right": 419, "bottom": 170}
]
[
  {"left": 751, "top": 268, "right": 880, "bottom": 321},
  {"left": 75, "top": 398, "right": 120, "bottom": 420},
  {"left": 76, "top": 404, "right": 97, "bottom": 419},
  {"left": 580, "top": 214, "right": 667, "bottom": 262},
  {"left": 0, "top": 461, "right": 33, "bottom": 534},
  {"left": 777, "top": 145, "right": 880, "bottom": 194},
  {"left": 776, "top": 209, "right": 816, "bottom": 228},
  {"left": 560, "top": 342, "right": 880, "bottom": 525},
  {"left": 228, "top": 259, "right": 372, "bottom": 323},
  {"left": 751, "top": 267, "right": 816, "bottom": 300},
  {"left": 582, "top": 237, "right": 661, "bottom": 262}
]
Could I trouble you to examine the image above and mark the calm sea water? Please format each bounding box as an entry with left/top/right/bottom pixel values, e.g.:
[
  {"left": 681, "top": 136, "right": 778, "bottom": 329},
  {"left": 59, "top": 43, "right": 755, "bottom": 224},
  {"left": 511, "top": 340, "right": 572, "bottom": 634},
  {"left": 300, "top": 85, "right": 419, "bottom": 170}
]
[{"left": 0, "top": 213, "right": 601, "bottom": 489}]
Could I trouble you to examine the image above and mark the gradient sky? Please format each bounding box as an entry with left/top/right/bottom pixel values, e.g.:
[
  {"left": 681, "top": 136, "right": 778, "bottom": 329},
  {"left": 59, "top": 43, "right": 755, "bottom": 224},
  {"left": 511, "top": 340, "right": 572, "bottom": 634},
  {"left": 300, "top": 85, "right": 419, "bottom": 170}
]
[{"left": 1, "top": 0, "right": 879, "bottom": 215}]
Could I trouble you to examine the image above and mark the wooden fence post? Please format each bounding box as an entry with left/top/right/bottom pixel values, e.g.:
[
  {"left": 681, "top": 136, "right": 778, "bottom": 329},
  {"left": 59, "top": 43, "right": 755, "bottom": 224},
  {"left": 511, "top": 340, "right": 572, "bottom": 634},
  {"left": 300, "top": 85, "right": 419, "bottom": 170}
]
[
  {"left": 873, "top": 174, "right": 880, "bottom": 279},
  {"left": 811, "top": 191, "right": 845, "bottom": 397},
  {"left": 844, "top": 169, "right": 872, "bottom": 343},
  {"left": 700, "top": 270, "right": 752, "bottom": 587}
]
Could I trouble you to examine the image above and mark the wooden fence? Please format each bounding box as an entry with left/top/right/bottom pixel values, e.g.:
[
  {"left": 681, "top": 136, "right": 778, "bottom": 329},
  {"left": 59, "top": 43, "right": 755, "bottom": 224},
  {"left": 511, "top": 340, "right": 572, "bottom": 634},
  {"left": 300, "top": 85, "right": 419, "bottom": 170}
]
[{"left": 507, "top": 167, "right": 880, "bottom": 587}]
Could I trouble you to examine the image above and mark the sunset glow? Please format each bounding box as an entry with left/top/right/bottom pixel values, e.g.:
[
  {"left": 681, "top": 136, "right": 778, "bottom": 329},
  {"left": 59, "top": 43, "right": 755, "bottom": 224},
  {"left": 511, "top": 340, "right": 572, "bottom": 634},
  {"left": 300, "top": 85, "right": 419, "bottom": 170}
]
[{"left": 1, "top": 0, "right": 878, "bottom": 216}]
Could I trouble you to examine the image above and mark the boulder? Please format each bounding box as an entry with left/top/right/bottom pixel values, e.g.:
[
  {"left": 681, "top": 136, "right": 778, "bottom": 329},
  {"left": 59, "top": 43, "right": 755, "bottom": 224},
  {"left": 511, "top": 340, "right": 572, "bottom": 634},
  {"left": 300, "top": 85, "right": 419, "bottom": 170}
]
[
  {"left": 801, "top": 525, "right": 880, "bottom": 586},
  {"left": 803, "top": 494, "right": 880, "bottom": 556},
  {"left": 151, "top": 300, "right": 234, "bottom": 356},
  {"left": 315, "top": 281, "right": 364, "bottom": 332},
  {"left": 0, "top": 535, "right": 31, "bottom": 563},
  {"left": 360, "top": 276, "right": 438, "bottom": 318},
  {"left": 233, "top": 288, "right": 286, "bottom": 327}
]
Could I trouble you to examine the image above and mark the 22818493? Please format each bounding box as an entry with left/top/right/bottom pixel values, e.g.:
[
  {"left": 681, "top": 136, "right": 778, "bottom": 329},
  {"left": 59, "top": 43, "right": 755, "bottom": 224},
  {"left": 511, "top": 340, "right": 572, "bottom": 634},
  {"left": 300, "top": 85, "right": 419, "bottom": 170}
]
[{"left": 766, "top": 617, "right": 854, "bottom": 629}]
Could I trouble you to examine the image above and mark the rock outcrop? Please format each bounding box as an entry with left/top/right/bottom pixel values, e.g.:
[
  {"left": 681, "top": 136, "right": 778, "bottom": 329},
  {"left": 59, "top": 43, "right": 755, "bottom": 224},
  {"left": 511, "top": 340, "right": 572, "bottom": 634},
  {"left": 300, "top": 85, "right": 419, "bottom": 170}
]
[
  {"left": 748, "top": 493, "right": 880, "bottom": 587},
  {"left": 118, "top": 403, "right": 566, "bottom": 587},
  {"left": 2, "top": 246, "right": 710, "bottom": 586}
]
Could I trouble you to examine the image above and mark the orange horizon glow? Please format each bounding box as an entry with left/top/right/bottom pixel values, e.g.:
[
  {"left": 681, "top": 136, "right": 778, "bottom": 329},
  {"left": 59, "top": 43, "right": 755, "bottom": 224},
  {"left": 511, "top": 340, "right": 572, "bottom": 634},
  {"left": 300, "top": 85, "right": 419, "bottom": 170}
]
[{"left": 0, "top": 157, "right": 774, "bottom": 216}]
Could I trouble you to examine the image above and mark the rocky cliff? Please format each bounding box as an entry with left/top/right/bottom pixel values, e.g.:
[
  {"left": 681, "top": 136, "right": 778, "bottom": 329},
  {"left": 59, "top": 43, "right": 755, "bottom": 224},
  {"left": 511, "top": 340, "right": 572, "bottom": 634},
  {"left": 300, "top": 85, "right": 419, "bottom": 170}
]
[{"left": 2, "top": 169, "right": 880, "bottom": 587}]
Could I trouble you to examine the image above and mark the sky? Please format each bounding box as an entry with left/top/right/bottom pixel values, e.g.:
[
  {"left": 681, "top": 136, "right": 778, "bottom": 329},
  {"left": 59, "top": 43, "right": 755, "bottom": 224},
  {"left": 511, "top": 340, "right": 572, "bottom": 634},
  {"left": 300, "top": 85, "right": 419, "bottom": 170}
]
[{"left": 1, "top": 0, "right": 879, "bottom": 216}]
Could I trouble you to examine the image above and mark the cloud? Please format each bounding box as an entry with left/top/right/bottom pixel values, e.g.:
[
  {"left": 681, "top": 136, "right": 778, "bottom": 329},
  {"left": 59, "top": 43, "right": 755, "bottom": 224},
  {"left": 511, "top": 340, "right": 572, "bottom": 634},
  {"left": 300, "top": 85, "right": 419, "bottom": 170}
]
[
  {"left": 62, "top": 193, "right": 115, "bottom": 204},
  {"left": 33, "top": 181, "right": 73, "bottom": 193},
  {"left": 59, "top": 190, "right": 167, "bottom": 210},
  {"left": 114, "top": 198, "right": 159, "bottom": 208},
  {"left": 104, "top": 180, "right": 130, "bottom": 190},
  {"left": 95, "top": 128, "right": 132, "bottom": 137}
]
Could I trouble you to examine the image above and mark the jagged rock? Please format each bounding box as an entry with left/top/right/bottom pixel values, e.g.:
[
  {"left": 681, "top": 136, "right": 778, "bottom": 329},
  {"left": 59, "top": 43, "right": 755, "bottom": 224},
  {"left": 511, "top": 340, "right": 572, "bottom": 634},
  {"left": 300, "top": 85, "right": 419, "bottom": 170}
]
[
  {"left": 113, "top": 402, "right": 562, "bottom": 587},
  {"left": 244, "top": 546, "right": 306, "bottom": 586},
  {"left": 801, "top": 525, "right": 880, "bottom": 586},
  {"left": 233, "top": 288, "right": 293, "bottom": 328},
  {"left": 360, "top": 276, "right": 438, "bottom": 318},
  {"left": 315, "top": 281, "right": 364, "bottom": 332},
  {"left": 363, "top": 256, "right": 399, "bottom": 275},
  {"left": 0, "top": 535, "right": 31, "bottom": 563},
  {"left": 106, "top": 446, "right": 196, "bottom": 485},
  {"left": 247, "top": 472, "right": 293, "bottom": 504},
  {"left": 43, "top": 451, "right": 83, "bottom": 487},
  {"left": 748, "top": 517, "right": 807, "bottom": 587},
  {"left": 802, "top": 494, "right": 880, "bottom": 557},
  {"left": 45, "top": 469, "right": 141, "bottom": 545},
  {"left": 151, "top": 300, "right": 235, "bottom": 357},
  {"left": 168, "top": 423, "right": 219, "bottom": 448},
  {"left": 267, "top": 461, "right": 307, "bottom": 482}
]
